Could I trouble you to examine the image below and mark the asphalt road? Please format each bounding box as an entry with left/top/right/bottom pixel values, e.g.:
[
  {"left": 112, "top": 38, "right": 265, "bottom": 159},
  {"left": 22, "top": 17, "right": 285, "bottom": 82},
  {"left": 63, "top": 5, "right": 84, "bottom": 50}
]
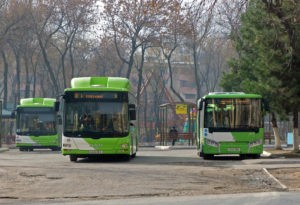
[
  {"left": 0, "top": 147, "right": 300, "bottom": 205},
  {"left": 19, "top": 192, "right": 300, "bottom": 205}
]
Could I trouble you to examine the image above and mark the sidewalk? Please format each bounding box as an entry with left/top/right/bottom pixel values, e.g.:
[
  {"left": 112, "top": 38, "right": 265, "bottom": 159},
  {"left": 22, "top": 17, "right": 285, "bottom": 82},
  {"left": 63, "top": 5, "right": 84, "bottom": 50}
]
[
  {"left": 264, "top": 145, "right": 300, "bottom": 158},
  {"left": 0, "top": 143, "right": 15, "bottom": 152},
  {"left": 0, "top": 147, "right": 9, "bottom": 153}
]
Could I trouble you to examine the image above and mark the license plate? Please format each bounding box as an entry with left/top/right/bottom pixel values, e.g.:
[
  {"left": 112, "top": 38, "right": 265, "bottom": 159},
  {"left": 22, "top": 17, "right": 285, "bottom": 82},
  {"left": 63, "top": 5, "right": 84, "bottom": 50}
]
[
  {"left": 227, "top": 148, "right": 240, "bottom": 152},
  {"left": 89, "top": 150, "right": 102, "bottom": 154}
]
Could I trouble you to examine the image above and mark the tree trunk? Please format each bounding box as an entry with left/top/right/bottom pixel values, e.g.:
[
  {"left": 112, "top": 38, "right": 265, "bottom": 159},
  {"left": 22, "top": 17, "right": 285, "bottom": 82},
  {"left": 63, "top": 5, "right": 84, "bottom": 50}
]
[
  {"left": 136, "top": 50, "right": 145, "bottom": 145},
  {"left": 38, "top": 38, "right": 60, "bottom": 95},
  {"left": 24, "top": 56, "right": 31, "bottom": 98},
  {"left": 14, "top": 52, "right": 21, "bottom": 106},
  {"left": 69, "top": 47, "right": 75, "bottom": 79},
  {"left": 61, "top": 51, "right": 67, "bottom": 89},
  {"left": 192, "top": 45, "right": 201, "bottom": 99},
  {"left": 30, "top": 56, "right": 37, "bottom": 98},
  {"left": 1, "top": 51, "right": 8, "bottom": 109},
  {"left": 143, "top": 87, "right": 149, "bottom": 142},
  {"left": 271, "top": 112, "right": 281, "bottom": 149},
  {"left": 126, "top": 54, "right": 134, "bottom": 79},
  {"left": 292, "top": 111, "right": 299, "bottom": 152},
  {"left": 167, "top": 57, "right": 184, "bottom": 102}
]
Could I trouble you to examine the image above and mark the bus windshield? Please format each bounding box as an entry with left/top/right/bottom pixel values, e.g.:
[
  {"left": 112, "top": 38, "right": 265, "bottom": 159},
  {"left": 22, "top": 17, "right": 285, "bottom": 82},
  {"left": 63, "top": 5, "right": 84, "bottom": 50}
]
[
  {"left": 64, "top": 101, "right": 129, "bottom": 138},
  {"left": 204, "top": 98, "right": 262, "bottom": 131},
  {"left": 16, "top": 107, "right": 57, "bottom": 135}
]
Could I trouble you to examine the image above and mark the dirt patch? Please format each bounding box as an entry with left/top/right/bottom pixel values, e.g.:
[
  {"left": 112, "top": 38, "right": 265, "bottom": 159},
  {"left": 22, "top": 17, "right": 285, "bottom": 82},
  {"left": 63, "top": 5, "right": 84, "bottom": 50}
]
[
  {"left": 0, "top": 165, "right": 290, "bottom": 201},
  {"left": 1, "top": 148, "right": 300, "bottom": 203},
  {"left": 267, "top": 167, "right": 300, "bottom": 190},
  {"left": 263, "top": 148, "right": 300, "bottom": 191},
  {"left": 264, "top": 148, "right": 300, "bottom": 158}
]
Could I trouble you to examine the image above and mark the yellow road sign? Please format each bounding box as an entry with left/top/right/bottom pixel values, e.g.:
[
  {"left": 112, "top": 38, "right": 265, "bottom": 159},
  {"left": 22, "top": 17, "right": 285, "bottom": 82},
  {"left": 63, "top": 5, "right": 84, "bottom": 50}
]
[{"left": 176, "top": 104, "right": 187, "bottom": 114}]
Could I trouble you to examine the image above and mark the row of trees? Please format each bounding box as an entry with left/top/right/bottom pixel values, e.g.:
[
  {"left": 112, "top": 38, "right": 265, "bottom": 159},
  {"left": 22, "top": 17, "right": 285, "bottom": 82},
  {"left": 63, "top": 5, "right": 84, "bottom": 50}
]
[
  {"left": 221, "top": 0, "right": 300, "bottom": 151},
  {"left": 1, "top": 0, "right": 298, "bottom": 148},
  {"left": 0, "top": 0, "right": 232, "bottom": 106},
  {"left": 0, "top": 0, "right": 99, "bottom": 108},
  {"left": 0, "top": 0, "right": 233, "bottom": 141}
]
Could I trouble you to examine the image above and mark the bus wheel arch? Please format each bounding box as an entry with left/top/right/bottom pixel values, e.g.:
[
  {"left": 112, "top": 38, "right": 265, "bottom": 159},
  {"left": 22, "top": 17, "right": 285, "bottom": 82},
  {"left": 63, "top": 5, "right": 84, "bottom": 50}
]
[
  {"left": 131, "top": 153, "right": 136, "bottom": 158},
  {"left": 123, "top": 154, "right": 131, "bottom": 161},
  {"left": 202, "top": 153, "right": 214, "bottom": 160},
  {"left": 70, "top": 155, "right": 78, "bottom": 162}
]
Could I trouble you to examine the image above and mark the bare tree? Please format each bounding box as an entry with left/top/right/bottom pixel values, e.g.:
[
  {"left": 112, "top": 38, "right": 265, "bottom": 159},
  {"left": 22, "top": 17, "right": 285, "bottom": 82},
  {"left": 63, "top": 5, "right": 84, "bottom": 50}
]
[
  {"left": 0, "top": 0, "right": 23, "bottom": 43},
  {"left": 101, "top": 0, "right": 174, "bottom": 79},
  {"left": 0, "top": 50, "right": 9, "bottom": 109},
  {"left": 157, "top": 0, "right": 188, "bottom": 102},
  {"left": 5, "top": 1, "right": 34, "bottom": 105},
  {"left": 0, "top": 0, "right": 29, "bottom": 107},
  {"left": 184, "top": 0, "right": 217, "bottom": 99},
  {"left": 216, "top": 0, "right": 248, "bottom": 41},
  {"left": 30, "top": 1, "right": 64, "bottom": 95},
  {"left": 51, "top": 0, "right": 98, "bottom": 88},
  {"left": 199, "top": 37, "right": 232, "bottom": 93},
  {"left": 133, "top": 42, "right": 150, "bottom": 140},
  {"left": 92, "top": 35, "right": 124, "bottom": 76}
]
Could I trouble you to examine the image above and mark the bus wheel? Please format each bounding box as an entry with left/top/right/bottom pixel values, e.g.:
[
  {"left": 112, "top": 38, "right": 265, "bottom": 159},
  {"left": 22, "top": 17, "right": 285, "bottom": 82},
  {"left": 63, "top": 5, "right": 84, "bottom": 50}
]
[
  {"left": 197, "top": 151, "right": 201, "bottom": 157},
  {"left": 131, "top": 153, "right": 136, "bottom": 158},
  {"left": 19, "top": 148, "right": 24, "bottom": 151},
  {"left": 123, "top": 154, "right": 131, "bottom": 161},
  {"left": 203, "top": 154, "right": 214, "bottom": 160},
  {"left": 70, "top": 155, "right": 78, "bottom": 162},
  {"left": 240, "top": 154, "right": 247, "bottom": 160},
  {"left": 251, "top": 154, "right": 260, "bottom": 159}
]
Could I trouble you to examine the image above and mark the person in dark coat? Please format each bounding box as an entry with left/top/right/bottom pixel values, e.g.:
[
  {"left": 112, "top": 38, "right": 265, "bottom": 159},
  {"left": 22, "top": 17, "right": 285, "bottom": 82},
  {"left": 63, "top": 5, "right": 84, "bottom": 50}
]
[{"left": 169, "top": 126, "right": 178, "bottom": 146}]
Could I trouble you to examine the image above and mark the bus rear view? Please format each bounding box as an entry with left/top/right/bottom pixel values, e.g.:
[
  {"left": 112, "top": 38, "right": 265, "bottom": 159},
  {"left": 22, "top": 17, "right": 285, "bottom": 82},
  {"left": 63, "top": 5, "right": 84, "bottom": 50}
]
[{"left": 196, "top": 92, "right": 264, "bottom": 159}]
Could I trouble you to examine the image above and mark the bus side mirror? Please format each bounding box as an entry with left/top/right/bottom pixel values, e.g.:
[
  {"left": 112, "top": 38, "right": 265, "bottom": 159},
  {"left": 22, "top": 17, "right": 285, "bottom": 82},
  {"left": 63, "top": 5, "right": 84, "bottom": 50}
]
[
  {"left": 57, "top": 115, "right": 62, "bottom": 125},
  {"left": 129, "top": 104, "right": 136, "bottom": 121},
  {"left": 55, "top": 101, "right": 60, "bottom": 112},
  {"left": 197, "top": 99, "right": 204, "bottom": 110}
]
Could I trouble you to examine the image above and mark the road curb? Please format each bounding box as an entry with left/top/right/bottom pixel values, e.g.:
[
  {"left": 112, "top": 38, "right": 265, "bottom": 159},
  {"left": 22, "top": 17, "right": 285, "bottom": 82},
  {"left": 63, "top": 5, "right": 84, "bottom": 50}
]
[
  {"left": 0, "top": 147, "right": 9, "bottom": 153},
  {"left": 154, "top": 146, "right": 171, "bottom": 150}
]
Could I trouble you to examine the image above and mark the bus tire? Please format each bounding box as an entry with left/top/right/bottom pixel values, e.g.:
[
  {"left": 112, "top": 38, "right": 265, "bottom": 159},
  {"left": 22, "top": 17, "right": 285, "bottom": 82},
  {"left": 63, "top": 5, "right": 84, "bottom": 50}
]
[
  {"left": 198, "top": 151, "right": 203, "bottom": 157},
  {"left": 123, "top": 154, "right": 131, "bottom": 161},
  {"left": 52, "top": 147, "right": 61, "bottom": 151},
  {"left": 70, "top": 155, "right": 78, "bottom": 162},
  {"left": 131, "top": 153, "right": 136, "bottom": 158},
  {"left": 203, "top": 153, "right": 214, "bottom": 160},
  {"left": 251, "top": 154, "right": 260, "bottom": 159}
]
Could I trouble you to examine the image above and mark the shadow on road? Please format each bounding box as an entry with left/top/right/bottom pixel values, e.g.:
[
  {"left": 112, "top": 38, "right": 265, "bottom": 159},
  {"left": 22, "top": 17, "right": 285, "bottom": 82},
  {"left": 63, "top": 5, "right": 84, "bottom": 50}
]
[{"left": 74, "top": 154, "right": 245, "bottom": 167}]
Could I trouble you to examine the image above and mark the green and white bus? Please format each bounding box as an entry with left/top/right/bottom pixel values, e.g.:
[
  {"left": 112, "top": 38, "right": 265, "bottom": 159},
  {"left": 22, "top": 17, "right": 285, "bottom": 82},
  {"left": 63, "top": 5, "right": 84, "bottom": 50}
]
[
  {"left": 196, "top": 92, "right": 265, "bottom": 159},
  {"left": 15, "top": 98, "right": 60, "bottom": 151},
  {"left": 59, "top": 77, "right": 138, "bottom": 162}
]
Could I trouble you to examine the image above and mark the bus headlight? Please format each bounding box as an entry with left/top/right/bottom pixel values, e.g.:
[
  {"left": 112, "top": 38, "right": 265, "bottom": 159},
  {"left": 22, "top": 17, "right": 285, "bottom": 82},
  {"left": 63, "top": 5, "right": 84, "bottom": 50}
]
[
  {"left": 121, "top": 143, "right": 129, "bottom": 149},
  {"left": 205, "top": 139, "right": 219, "bottom": 147},
  {"left": 249, "top": 139, "right": 262, "bottom": 148}
]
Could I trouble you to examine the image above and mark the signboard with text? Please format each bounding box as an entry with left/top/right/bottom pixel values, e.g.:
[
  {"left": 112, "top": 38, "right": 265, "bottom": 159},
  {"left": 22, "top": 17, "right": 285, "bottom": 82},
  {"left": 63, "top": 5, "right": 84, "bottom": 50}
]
[{"left": 175, "top": 104, "right": 187, "bottom": 114}]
